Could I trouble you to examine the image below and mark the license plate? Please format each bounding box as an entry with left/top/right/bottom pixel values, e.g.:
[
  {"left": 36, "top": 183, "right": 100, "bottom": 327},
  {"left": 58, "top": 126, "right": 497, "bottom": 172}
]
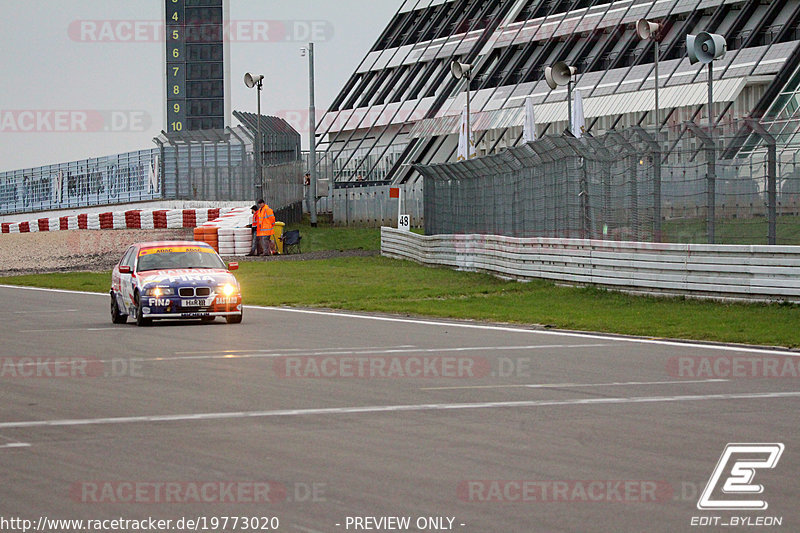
[{"left": 180, "top": 298, "right": 207, "bottom": 307}]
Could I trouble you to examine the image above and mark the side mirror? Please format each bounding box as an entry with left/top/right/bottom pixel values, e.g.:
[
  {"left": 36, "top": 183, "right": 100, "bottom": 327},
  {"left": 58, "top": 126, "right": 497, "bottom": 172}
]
[
  {"left": 119, "top": 265, "right": 132, "bottom": 274},
  {"left": 228, "top": 262, "right": 239, "bottom": 271}
]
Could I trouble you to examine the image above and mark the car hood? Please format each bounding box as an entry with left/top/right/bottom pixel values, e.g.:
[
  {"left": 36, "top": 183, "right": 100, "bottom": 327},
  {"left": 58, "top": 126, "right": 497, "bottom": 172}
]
[{"left": 138, "top": 269, "right": 237, "bottom": 287}]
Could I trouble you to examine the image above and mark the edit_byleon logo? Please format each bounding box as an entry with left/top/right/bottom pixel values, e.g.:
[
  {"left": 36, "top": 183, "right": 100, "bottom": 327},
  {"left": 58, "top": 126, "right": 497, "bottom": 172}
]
[{"left": 697, "top": 443, "right": 784, "bottom": 511}]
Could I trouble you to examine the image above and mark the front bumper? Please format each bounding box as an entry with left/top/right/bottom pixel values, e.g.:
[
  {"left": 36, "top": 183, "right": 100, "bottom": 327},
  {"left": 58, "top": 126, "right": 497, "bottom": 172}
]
[
  {"left": 140, "top": 294, "right": 242, "bottom": 319},
  {"left": 145, "top": 310, "right": 242, "bottom": 319}
]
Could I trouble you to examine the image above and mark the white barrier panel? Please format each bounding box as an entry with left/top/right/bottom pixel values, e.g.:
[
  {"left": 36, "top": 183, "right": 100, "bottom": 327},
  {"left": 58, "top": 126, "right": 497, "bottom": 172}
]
[
  {"left": 1, "top": 206, "right": 249, "bottom": 234},
  {"left": 380, "top": 227, "right": 800, "bottom": 302}
]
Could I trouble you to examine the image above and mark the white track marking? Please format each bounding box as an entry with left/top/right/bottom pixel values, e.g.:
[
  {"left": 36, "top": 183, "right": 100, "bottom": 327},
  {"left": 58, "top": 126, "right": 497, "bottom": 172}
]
[
  {"left": 89, "top": 343, "right": 614, "bottom": 365},
  {"left": 7, "top": 309, "right": 78, "bottom": 314},
  {"left": 421, "top": 378, "right": 728, "bottom": 391},
  {"left": 0, "top": 285, "right": 99, "bottom": 296},
  {"left": 20, "top": 327, "right": 119, "bottom": 332},
  {"left": 0, "top": 391, "right": 797, "bottom": 430},
  {"left": 1, "top": 284, "right": 797, "bottom": 357},
  {"left": 251, "top": 306, "right": 800, "bottom": 357},
  {"left": 0, "top": 443, "right": 31, "bottom": 449},
  {"left": 175, "top": 345, "right": 417, "bottom": 355}
]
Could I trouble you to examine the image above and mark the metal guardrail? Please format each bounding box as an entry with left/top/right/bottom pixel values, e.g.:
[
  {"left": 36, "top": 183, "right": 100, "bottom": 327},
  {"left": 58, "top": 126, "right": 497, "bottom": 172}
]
[{"left": 381, "top": 227, "right": 800, "bottom": 302}]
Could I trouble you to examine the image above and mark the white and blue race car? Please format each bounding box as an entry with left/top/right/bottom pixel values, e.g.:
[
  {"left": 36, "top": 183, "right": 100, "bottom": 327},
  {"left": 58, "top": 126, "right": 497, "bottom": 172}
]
[{"left": 110, "top": 241, "right": 243, "bottom": 326}]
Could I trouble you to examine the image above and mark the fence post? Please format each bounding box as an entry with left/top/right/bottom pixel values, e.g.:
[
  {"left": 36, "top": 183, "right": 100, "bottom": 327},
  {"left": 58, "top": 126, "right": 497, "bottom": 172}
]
[
  {"left": 708, "top": 144, "right": 716, "bottom": 244},
  {"left": 654, "top": 148, "right": 662, "bottom": 242},
  {"left": 683, "top": 122, "right": 715, "bottom": 243},
  {"left": 744, "top": 119, "right": 777, "bottom": 245}
]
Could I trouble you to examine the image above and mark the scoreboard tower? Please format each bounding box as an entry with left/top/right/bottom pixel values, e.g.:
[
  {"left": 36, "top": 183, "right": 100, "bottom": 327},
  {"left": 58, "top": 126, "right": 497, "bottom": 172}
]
[{"left": 164, "top": 0, "right": 231, "bottom": 132}]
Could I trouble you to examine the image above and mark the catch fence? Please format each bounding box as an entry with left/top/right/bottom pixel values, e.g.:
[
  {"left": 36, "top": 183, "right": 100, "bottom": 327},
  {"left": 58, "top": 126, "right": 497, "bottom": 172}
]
[{"left": 417, "top": 120, "right": 800, "bottom": 245}]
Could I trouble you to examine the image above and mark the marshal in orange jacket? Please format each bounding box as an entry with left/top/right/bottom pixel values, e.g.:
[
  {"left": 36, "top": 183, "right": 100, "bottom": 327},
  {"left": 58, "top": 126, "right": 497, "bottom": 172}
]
[{"left": 256, "top": 204, "right": 275, "bottom": 237}]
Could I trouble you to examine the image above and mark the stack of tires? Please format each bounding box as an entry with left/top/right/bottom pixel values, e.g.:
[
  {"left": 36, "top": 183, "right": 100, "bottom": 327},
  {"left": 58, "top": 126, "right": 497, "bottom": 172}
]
[
  {"left": 217, "top": 227, "right": 236, "bottom": 256},
  {"left": 193, "top": 226, "right": 219, "bottom": 252},
  {"left": 166, "top": 209, "right": 185, "bottom": 228},
  {"left": 234, "top": 228, "right": 252, "bottom": 255},
  {"left": 153, "top": 210, "right": 168, "bottom": 228}
]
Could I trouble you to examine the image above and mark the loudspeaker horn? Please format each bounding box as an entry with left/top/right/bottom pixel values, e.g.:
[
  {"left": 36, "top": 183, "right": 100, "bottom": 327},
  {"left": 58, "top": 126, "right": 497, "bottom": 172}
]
[
  {"left": 687, "top": 32, "right": 726, "bottom": 65},
  {"left": 545, "top": 61, "right": 576, "bottom": 90},
  {"left": 636, "top": 19, "right": 660, "bottom": 40},
  {"left": 244, "top": 72, "right": 263, "bottom": 88},
  {"left": 450, "top": 60, "right": 472, "bottom": 80}
]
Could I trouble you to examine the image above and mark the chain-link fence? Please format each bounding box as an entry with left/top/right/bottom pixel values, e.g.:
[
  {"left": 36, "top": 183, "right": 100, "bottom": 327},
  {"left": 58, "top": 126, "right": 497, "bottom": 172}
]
[
  {"left": 260, "top": 159, "right": 305, "bottom": 224},
  {"left": 418, "top": 119, "right": 800, "bottom": 245},
  {"left": 0, "top": 149, "right": 161, "bottom": 215},
  {"left": 0, "top": 118, "right": 303, "bottom": 216},
  {"left": 420, "top": 132, "right": 657, "bottom": 241}
]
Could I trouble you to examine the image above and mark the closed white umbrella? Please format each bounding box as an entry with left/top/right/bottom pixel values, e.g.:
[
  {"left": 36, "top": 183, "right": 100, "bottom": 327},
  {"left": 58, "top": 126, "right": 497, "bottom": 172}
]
[
  {"left": 571, "top": 89, "right": 585, "bottom": 138},
  {"left": 456, "top": 105, "right": 476, "bottom": 161},
  {"left": 523, "top": 96, "right": 537, "bottom": 143}
]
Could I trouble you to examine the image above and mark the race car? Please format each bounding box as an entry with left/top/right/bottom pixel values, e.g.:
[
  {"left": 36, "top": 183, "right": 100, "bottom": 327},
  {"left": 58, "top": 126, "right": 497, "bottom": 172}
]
[{"left": 110, "top": 241, "right": 243, "bottom": 326}]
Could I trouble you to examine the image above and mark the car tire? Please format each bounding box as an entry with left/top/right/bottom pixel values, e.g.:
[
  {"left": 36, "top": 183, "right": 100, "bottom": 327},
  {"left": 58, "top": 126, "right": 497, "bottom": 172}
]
[
  {"left": 201, "top": 317, "right": 216, "bottom": 323},
  {"left": 226, "top": 311, "right": 243, "bottom": 324},
  {"left": 134, "top": 291, "right": 152, "bottom": 327},
  {"left": 110, "top": 293, "right": 128, "bottom": 324}
]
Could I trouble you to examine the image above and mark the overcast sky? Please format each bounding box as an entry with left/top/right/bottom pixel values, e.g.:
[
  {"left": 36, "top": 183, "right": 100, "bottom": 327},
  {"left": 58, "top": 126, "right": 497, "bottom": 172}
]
[{"left": 0, "top": 0, "right": 402, "bottom": 171}]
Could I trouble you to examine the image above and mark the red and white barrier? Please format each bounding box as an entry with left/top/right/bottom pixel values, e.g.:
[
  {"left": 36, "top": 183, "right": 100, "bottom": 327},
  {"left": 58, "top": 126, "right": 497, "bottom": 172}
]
[{"left": 1, "top": 207, "right": 241, "bottom": 234}]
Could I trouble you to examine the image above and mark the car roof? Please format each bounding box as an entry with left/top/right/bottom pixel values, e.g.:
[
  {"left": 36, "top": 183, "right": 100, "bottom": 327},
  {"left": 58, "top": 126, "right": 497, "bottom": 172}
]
[{"left": 136, "top": 241, "right": 214, "bottom": 249}]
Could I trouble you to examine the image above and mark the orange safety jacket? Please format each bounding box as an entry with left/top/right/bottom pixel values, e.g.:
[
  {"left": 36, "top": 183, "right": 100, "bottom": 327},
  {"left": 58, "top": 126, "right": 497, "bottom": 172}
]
[{"left": 256, "top": 205, "right": 275, "bottom": 237}]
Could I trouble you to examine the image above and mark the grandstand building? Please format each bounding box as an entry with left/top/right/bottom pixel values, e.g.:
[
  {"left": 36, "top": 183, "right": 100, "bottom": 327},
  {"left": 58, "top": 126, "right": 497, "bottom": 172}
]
[{"left": 317, "top": 0, "right": 800, "bottom": 186}]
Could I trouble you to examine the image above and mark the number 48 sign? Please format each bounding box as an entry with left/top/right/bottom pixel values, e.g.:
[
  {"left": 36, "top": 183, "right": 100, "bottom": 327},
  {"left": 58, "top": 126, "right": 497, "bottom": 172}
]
[
  {"left": 390, "top": 187, "right": 411, "bottom": 231},
  {"left": 398, "top": 214, "right": 411, "bottom": 230}
]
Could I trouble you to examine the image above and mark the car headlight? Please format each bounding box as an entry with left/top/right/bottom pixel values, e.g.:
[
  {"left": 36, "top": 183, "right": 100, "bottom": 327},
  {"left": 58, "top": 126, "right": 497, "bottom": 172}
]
[
  {"left": 145, "top": 286, "right": 174, "bottom": 297},
  {"left": 222, "top": 283, "right": 236, "bottom": 296}
]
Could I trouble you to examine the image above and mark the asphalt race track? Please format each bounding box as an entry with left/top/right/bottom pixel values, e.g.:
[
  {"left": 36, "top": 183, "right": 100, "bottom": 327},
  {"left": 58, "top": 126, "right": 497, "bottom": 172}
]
[{"left": 0, "top": 284, "right": 798, "bottom": 532}]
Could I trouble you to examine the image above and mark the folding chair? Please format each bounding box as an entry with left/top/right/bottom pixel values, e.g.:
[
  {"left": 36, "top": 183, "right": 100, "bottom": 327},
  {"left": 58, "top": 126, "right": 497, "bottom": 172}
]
[{"left": 280, "top": 229, "right": 302, "bottom": 254}]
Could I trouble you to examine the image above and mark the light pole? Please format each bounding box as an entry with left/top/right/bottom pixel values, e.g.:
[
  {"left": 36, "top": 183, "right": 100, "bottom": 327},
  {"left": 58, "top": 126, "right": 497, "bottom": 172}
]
[
  {"left": 637, "top": 19, "right": 661, "bottom": 135},
  {"left": 244, "top": 72, "right": 264, "bottom": 200},
  {"left": 302, "top": 43, "right": 318, "bottom": 226},
  {"left": 545, "top": 61, "right": 577, "bottom": 133},
  {"left": 450, "top": 60, "right": 474, "bottom": 157},
  {"left": 637, "top": 19, "right": 662, "bottom": 241},
  {"left": 687, "top": 31, "right": 727, "bottom": 243}
]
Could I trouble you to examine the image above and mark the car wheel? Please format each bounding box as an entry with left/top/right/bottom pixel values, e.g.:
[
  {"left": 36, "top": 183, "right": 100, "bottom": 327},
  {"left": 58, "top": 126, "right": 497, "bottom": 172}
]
[
  {"left": 110, "top": 293, "right": 128, "bottom": 324},
  {"left": 134, "top": 291, "right": 152, "bottom": 327},
  {"left": 226, "top": 311, "right": 243, "bottom": 324}
]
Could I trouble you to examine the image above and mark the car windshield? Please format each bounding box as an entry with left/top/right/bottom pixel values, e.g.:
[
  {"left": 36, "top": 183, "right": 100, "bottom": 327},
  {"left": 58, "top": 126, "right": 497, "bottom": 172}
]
[{"left": 136, "top": 246, "right": 225, "bottom": 272}]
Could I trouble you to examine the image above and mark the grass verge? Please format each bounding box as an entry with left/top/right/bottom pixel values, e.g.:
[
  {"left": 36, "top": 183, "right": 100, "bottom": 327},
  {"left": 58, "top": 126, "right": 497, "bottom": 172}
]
[{"left": 2, "top": 256, "right": 798, "bottom": 348}]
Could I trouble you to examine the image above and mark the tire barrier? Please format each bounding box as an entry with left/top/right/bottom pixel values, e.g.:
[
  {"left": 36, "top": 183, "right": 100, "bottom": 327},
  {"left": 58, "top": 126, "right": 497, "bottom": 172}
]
[
  {"left": 193, "top": 206, "right": 254, "bottom": 256},
  {"left": 1, "top": 207, "right": 240, "bottom": 234},
  {"left": 233, "top": 227, "right": 253, "bottom": 256},
  {"left": 193, "top": 226, "right": 219, "bottom": 253}
]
